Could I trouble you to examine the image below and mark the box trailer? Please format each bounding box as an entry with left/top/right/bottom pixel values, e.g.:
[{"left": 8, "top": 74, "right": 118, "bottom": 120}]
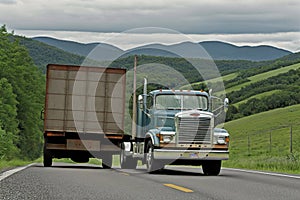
[{"left": 43, "top": 64, "right": 126, "bottom": 168}]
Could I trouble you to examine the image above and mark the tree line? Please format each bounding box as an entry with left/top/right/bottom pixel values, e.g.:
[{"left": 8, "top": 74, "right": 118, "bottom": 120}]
[{"left": 0, "top": 25, "right": 45, "bottom": 161}]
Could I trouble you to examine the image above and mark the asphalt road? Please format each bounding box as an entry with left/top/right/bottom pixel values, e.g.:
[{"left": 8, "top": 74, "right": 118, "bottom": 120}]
[{"left": 1, "top": 163, "right": 300, "bottom": 200}]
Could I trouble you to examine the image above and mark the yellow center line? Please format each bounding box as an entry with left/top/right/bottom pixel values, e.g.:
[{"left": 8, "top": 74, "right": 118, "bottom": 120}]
[{"left": 163, "top": 184, "right": 194, "bottom": 193}]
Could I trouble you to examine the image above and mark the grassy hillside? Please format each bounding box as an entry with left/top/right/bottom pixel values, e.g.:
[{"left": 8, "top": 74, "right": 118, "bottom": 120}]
[
  {"left": 224, "top": 104, "right": 300, "bottom": 173},
  {"left": 225, "top": 62, "right": 300, "bottom": 93},
  {"left": 233, "top": 90, "right": 281, "bottom": 107},
  {"left": 220, "top": 73, "right": 237, "bottom": 82},
  {"left": 180, "top": 72, "right": 237, "bottom": 90}
]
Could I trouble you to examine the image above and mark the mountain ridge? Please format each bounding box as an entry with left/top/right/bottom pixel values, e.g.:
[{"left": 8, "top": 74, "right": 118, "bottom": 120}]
[{"left": 32, "top": 36, "right": 291, "bottom": 61}]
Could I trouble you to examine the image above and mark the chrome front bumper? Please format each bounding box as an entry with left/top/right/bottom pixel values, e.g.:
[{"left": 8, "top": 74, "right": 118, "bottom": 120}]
[{"left": 153, "top": 148, "right": 229, "bottom": 160}]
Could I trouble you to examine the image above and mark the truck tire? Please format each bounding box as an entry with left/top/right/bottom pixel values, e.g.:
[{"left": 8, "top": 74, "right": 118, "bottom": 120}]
[
  {"left": 102, "top": 154, "right": 112, "bottom": 169},
  {"left": 202, "top": 160, "right": 221, "bottom": 176},
  {"left": 146, "top": 140, "right": 164, "bottom": 173},
  {"left": 43, "top": 146, "right": 52, "bottom": 167},
  {"left": 120, "top": 145, "right": 137, "bottom": 169}
]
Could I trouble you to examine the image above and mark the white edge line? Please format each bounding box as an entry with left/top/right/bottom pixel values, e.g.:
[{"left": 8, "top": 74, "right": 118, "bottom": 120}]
[
  {"left": 223, "top": 167, "right": 300, "bottom": 179},
  {"left": 0, "top": 163, "right": 36, "bottom": 182}
]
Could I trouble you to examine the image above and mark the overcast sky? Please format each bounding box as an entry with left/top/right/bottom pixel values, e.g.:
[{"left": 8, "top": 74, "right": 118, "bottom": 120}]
[{"left": 0, "top": 0, "right": 299, "bottom": 52}]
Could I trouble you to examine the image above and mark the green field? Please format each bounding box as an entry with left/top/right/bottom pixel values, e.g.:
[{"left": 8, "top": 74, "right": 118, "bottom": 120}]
[
  {"left": 180, "top": 72, "right": 237, "bottom": 90},
  {"left": 226, "top": 63, "right": 300, "bottom": 93},
  {"left": 233, "top": 90, "right": 282, "bottom": 107},
  {"left": 207, "top": 73, "right": 238, "bottom": 83},
  {"left": 224, "top": 104, "right": 300, "bottom": 173}
]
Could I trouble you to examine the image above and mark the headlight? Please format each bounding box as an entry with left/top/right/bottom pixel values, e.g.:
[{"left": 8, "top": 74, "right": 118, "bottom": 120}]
[
  {"left": 214, "top": 128, "right": 230, "bottom": 145},
  {"left": 156, "top": 131, "right": 176, "bottom": 143},
  {"left": 161, "top": 135, "right": 174, "bottom": 143},
  {"left": 214, "top": 136, "right": 230, "bottom": 145}
]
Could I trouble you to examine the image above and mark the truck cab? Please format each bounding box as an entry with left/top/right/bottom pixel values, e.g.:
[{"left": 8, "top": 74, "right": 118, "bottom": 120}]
[{"left": 120, "top": 87, "right": 229, "bottom": 175}]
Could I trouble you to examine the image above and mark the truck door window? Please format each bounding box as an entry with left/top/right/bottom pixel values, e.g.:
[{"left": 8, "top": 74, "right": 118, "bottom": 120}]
[{"left": 146, "top": 95, "right": 153, "bottom": 110}]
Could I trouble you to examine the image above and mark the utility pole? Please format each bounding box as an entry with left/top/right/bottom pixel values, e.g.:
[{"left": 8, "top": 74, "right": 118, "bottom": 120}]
[{"left": 131, "top": 55, "right": 137, "bottom": 139}]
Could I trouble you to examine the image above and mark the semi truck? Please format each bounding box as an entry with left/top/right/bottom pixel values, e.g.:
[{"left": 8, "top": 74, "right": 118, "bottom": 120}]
[
  {"left": 120, "top": 78, "right": 229, "bottom": 175},
  {"left": 43, "top": 63, "right": 229, "bottom": 175}
]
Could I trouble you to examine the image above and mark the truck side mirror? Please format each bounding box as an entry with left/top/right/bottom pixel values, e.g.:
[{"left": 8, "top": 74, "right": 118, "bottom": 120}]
[
  {"left": 209, "top": 89, "right": 212, "bottom": 96},
  {"left": 138, "top": 95, "right": 143, "bottom": 110},
  {"left": 224, "top": 98, "right": 229, "bottom": 112},
  {"left": 224, "top": 98, "right": 229, "bottom": 107}
]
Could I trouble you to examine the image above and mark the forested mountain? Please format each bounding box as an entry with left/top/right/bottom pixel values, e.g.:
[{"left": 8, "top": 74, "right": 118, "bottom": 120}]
[
  {"left": 18, "top": 36, "right": 85, "bottom": 73},
  {"left": 199, "top": 41, "right": 291, "bottom": 61},
  {"left": 33, "top": 37, "right": 291, "bottom": 61},
  {"left": 129, "top": 41, "right": 291, "bottom": 61},
  {"left": 17, "top": 35, "right": 300, "bottom": 115},
  {"left": 20, "top": 36, "right": 296, "bottom": 78},
  {"left": 0, "top": 25, "right": 45, "bottom": 160},
  {"left": 33, "top": 36, "right": 123, "bottom": 60}
]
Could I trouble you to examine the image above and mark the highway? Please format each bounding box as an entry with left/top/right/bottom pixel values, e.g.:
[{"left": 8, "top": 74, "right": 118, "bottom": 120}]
[{"left": 1, "top": 163, "right": 300, "bottom": 200}]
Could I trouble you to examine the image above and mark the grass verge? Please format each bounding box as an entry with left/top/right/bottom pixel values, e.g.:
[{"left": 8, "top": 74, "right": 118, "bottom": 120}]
[
  {"left": 223, "top": 154, "right": 300, "bottom": 174},
  {"left": 0, "top": 159, "right": 34, "bottom": 172},
  {"left": 0, "top": 155, "right": 125, "bottom": 172},
  {"left": 224, "top": 104, "right": 300, "bottom": 174}
]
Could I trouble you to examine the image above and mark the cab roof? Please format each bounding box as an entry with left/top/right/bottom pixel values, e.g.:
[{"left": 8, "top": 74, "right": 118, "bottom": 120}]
[{"left": 149, "top": 89, "right": 209, "bottom": 97}]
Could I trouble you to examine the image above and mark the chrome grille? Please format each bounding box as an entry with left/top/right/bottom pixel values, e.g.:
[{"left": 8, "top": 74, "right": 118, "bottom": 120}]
[{"left": 177, "top": 117, "right": 212, "bottom": 144}]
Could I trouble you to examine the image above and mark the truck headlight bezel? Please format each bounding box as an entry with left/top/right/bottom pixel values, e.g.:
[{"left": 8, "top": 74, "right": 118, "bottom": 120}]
[
  {"left": 157, "top": 131, "right": 176, "bottom": 143},
  {"left": 214, "top": 135, "right": 230, "bottom": 145},
  {"left": 213, "top": 128, "right": 230, "bottom": 146}
]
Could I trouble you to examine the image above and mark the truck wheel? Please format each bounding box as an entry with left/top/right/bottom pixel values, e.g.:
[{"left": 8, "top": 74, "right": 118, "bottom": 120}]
[
  {"left": 43, "top": 146, "right": 52, "bottom": 167},
  {"left": 202, "top": 160, "right": 221, "bottom": 176},
  {"left": 146, "top": 140, "right": 164, "bottom": 173},
  {"left": 120, "top": 145, "right": 137, "bottom": 169},
  {"left": 102, "top": 154, "right": 112, "bottom": 169}
]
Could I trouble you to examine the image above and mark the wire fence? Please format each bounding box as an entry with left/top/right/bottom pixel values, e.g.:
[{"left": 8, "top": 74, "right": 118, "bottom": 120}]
[{"left": 231, "top": 124, "right": 300, "bottom": 156}]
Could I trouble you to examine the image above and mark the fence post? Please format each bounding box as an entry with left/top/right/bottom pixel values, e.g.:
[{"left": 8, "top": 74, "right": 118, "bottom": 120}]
[
  {"left": 248, "top": 133, "right": 250, "bottom": 156},
  {"left": 269, "top": 131, "right": 272, "bottom": 153},
  {"left": 290, "top": 125, "right": 293, "bottom": 154}
]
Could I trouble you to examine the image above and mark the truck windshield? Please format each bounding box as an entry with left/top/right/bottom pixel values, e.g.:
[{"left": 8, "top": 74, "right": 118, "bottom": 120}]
[{"left": 155, "top": 94, "right": 208, "bottom": 110}]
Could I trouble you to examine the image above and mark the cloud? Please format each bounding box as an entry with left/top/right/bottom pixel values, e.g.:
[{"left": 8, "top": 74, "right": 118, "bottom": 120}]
[
  {"left": 2, "top": 0, "right": 300, "bottom": 52},
  {"left": 1, "top": 0, "right": 299, "bottom": 34},
  {"left": 0, "top": 0, "right": 17, "bottom": 4}
]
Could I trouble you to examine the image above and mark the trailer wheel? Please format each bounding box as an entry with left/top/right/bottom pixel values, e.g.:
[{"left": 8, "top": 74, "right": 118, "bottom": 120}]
[
  {"left": 102, "top": 154, "right": 112, "bottom": 169},
  {"left": 120, "top": 145, "right": 137, "bottom": 169},
  {"left": 146, "top": 140, "right": 164, "bottom": 173},
  {"left": 202, "top": 160, "right": 221, "bottom": 176},
  {"left": 43, "top": 145, "right": 52, "bottom": 167}
]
